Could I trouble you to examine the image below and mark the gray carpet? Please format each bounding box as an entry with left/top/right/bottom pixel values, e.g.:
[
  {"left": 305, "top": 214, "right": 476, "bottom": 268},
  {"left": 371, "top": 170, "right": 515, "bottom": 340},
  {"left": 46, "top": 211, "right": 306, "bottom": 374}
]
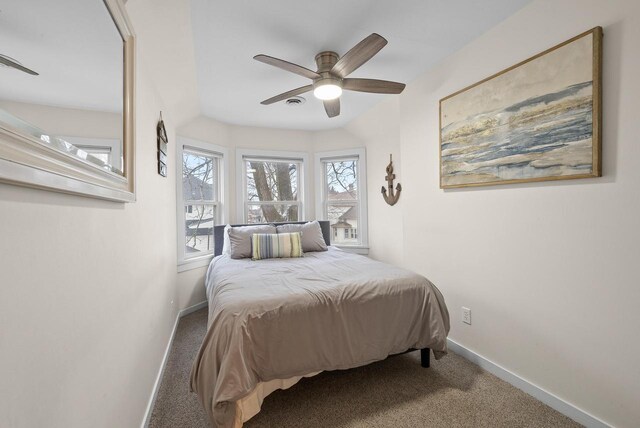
[{"left": 149, "top": 308, "right": 580, "bottom": 428}]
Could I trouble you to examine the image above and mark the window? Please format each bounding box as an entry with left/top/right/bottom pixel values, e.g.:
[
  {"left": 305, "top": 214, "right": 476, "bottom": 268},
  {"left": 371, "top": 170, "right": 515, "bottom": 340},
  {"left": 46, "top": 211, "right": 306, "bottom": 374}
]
[
  {"left": 237, "top": 149, "right": 308, "bottom": 224},
  {"left": 78, "top": 146, "right": 111, "bottom": 165},
  {"left": 315, "top": 148, "right": 368, "bottom": 252},
  {"left": 61, "top": 136, "right": 123, "bottom": 172},
  {"left": 177, "top": 137, "right": 227, "bottom": 271}
]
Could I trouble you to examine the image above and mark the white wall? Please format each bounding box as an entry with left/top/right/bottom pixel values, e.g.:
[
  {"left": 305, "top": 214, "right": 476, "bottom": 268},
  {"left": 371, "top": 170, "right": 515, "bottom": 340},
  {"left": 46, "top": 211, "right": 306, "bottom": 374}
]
[
  {"left": 0, "top": 0, "right": 199, "bottom": 427},
  {"left": 345, "top": 0, "right": 640, "bottom": 426},
  {"left": 344, "top": 98, "right": 404, "bottom": 266}
]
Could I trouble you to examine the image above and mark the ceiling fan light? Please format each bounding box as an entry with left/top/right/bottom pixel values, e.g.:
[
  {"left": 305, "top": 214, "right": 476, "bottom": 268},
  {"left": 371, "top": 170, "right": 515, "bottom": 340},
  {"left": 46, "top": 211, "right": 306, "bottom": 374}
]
[{"left": 313, "top": 83, "right": 342, "bottom": 100}]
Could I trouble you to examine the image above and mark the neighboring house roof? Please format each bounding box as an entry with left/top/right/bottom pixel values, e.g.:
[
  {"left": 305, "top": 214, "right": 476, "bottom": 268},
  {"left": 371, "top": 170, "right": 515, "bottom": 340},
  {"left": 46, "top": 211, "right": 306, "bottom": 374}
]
[
  {"left": 183, "top": 175, "right": 214, "bottom": 200},
  {"left": 331, "top": 221, "right": 353, "bottom": 229},
  {"left": 338, "top": 206, "right": 357, "bottom": 221}
]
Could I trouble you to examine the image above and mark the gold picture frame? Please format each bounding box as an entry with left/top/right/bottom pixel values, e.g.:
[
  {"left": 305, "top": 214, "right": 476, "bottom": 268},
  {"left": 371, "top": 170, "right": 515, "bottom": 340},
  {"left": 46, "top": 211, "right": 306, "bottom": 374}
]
[{"left": 439, "top": 27, "right": 602, "bottom": 189}]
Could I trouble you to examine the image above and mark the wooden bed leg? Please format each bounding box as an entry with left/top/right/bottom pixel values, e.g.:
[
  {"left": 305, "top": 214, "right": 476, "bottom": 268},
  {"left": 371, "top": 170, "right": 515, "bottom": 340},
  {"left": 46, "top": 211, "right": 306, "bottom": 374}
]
[{"left": 420, "top": 348, "right": 431, "bottom": 368}]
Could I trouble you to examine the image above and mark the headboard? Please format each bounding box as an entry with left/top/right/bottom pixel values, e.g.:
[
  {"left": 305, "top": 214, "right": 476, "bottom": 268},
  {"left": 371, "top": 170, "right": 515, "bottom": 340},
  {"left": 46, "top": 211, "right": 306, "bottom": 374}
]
[{"left": 213, "top": 221, "right": 331, "bottom": 256}]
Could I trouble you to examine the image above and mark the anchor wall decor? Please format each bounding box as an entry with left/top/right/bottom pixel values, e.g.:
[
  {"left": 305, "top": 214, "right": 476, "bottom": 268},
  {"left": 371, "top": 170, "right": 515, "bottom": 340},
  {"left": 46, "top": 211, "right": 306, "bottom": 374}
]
[{"left": 381, "top": 154, "right": 401, "bottom": 206}]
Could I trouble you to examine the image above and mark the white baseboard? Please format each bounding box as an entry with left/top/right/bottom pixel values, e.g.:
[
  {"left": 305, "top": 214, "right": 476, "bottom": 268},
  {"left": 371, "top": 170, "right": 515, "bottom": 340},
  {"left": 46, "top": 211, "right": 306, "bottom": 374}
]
[
  {"left": 180, "top": 300, "right": 208, "bottom": 317},
  {"left": 447, "top": 339, "right": 610, "bottom": 428},
  {"left": 141, "top": 301, "right": 208, "bottom": 428}
]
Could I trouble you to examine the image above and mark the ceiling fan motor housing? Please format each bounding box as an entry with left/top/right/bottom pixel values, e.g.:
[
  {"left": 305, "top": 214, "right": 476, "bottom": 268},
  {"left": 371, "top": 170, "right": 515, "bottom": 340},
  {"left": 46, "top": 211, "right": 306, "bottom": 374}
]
[{"left": 313, "top": 51, "right": 343, "bottom": 96}]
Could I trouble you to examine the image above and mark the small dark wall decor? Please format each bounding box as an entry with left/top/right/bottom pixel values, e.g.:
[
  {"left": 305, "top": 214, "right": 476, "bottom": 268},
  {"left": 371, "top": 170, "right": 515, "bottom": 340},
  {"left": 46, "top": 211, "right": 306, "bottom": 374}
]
[
  {"left": 157, "top": 112, "right": 168, "bottom": 177},
  {"left": 381, "top": 154, "right": 401, "bottom": 206}
]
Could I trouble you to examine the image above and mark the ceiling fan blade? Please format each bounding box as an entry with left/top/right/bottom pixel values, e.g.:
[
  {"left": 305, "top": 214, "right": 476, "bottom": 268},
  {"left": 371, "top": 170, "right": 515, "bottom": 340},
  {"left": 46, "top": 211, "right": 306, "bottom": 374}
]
[
  {"left": 331, "top": 33, "right": 387, "bottom": 78},
  {"left": 260, "top": 85, "right": 313, "bottom": 105},
  {"left": 0, "top": 55, "right": 38, "bottom": 75},
  {"left": 343, "top": 78, "right": 405, "bottom": 94},
  {"left": 323, "top": 98, "right": 340, "bottom": 118},
  {"left": 254, "top": 54, "right": 320, "bottom": 80}
]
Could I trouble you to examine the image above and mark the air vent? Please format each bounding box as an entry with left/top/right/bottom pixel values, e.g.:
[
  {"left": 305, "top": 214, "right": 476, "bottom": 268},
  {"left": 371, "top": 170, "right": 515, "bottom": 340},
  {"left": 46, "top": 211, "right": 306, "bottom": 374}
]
[{"left": 285, "top": 96, "right": 306, "bottom": 106}]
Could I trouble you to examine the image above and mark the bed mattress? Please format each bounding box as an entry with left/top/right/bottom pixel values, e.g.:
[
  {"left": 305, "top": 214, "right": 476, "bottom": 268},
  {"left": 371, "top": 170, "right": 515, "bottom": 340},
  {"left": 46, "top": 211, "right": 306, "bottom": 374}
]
[{"left": 190, "top": 247, "right": 450, "bottom": 427}]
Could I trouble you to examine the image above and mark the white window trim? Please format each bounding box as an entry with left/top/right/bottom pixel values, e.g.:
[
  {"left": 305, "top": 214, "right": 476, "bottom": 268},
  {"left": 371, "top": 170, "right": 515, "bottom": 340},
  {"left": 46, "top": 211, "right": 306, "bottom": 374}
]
[
  {"left": 315, "top": 148, "right": 369, "bottom": 254},
  {"left": 176, "top": 136, "right": 229, "bottom": 272},
  {"left": 236, "top": 148, "right": 311, "bottom": 223}
]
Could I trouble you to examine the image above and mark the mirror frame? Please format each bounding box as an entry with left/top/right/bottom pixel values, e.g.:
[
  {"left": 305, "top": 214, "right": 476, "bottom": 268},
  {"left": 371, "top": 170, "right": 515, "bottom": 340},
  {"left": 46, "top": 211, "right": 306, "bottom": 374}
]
[{"left": 0, "top": 0, "right": 136, "bottom": 202}]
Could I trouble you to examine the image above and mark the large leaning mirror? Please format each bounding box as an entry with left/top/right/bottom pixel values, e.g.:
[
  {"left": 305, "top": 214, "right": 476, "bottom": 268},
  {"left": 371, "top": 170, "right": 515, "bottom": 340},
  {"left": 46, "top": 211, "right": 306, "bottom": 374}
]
[{"left": 0, "top": 0, "right": 135, "bottom": 202}]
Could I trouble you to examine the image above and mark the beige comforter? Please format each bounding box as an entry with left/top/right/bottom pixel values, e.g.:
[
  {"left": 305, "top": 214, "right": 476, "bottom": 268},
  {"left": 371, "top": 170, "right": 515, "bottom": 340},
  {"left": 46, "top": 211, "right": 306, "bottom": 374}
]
[{"left": 190, "top": 248, "right": 450, "bottom": 427}]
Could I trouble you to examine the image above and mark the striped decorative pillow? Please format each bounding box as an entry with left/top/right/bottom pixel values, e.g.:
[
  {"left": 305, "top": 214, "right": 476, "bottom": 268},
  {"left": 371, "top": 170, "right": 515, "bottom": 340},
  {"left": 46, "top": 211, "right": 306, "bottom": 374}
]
[{"left": 252, "top": 232, "right": 303, "bottom": 260}]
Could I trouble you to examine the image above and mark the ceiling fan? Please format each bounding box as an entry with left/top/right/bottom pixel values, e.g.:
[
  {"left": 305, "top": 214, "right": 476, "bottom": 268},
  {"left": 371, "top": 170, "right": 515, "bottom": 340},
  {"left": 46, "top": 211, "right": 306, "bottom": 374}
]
[
  {"left": 0, "top": 54, "right": 39, "bottom": 75},
  {"left": 254, "top": 33, "right": 405, "bottom": 118}
]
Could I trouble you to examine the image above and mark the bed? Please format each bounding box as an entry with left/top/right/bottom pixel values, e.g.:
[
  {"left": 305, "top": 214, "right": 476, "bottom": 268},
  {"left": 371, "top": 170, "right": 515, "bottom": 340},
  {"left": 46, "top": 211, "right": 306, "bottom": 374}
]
[{"left": 190, "top": 221, "right": 450, "bottom": 427}]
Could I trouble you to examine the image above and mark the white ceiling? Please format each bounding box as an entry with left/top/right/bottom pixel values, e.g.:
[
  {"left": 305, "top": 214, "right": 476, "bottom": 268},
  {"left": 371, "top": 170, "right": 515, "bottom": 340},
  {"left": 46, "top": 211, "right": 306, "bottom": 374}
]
[
  {"left": 191, "top": 0, "right": 532, "bottom": 131},
  {"left": 0, "top": 0, "right": 122, "bottom": 112}
]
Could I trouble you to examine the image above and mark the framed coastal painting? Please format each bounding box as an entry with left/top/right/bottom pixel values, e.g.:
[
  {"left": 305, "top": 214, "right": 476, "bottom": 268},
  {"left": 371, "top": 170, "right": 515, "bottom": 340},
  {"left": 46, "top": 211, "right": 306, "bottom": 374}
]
[{"left": 439, "top": 27, "right": 602, "bottom": 189}]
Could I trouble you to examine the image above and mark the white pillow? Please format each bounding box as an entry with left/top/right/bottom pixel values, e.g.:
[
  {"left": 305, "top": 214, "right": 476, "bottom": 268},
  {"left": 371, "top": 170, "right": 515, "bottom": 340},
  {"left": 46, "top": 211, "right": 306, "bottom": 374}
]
[
  {"left": 276, "top": 221, "right": 328, "bottom": 252},
  {"left": 222, "top": 224, "right": 231, "bottom": 255},
  {"left": 228, "top": 224, "right": 277, "bottom": 259}
]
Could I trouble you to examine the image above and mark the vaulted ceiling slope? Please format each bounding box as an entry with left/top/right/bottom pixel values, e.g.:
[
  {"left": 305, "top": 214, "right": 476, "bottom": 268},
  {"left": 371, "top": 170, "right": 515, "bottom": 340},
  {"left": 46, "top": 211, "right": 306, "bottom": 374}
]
[{"left": 191, "top": 0, "right": 532, "bottom": 131}]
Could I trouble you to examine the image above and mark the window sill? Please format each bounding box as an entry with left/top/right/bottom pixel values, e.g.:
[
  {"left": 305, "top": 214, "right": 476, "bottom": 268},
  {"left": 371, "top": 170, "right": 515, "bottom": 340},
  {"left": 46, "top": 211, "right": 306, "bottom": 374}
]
[
  {"left": 334, "top": 245, "right": 369, "bottom": 255},
  {"left": 178, "top": 255, "right": 214, "bottom": 273}
]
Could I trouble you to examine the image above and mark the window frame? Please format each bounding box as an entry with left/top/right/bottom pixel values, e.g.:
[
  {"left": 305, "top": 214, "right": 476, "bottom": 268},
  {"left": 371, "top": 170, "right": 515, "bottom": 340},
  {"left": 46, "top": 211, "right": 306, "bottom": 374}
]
[
  {"left": 315, "top": 148, "right": 368, "bottom": 254},
  {"left": 236, "top": 148, "right": 310, "bottom": 224},
  {"left": 176, "top": 137, "right": 228, "bottom": 272}
]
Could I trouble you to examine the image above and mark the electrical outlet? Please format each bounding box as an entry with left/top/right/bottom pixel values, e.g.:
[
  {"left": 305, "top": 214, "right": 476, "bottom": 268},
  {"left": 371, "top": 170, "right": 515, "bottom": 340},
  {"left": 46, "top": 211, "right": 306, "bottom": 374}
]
[{"left": 462, "top": 307, "right": 471, "bottom": 325}]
